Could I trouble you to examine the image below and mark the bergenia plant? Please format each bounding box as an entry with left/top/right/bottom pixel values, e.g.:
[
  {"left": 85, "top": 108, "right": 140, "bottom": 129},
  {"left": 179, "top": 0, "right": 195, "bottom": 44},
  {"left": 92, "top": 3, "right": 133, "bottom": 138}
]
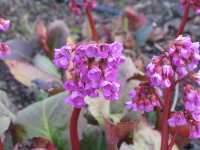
[
  {"left": 54, "top": 1, "right": 124, "bottom": 150},
  {"left": 53, "top": 0, "right": 200, "bottom": 149},
  {"left": 54, "top": 42, "right": 124, "bottom": 149},
  {"left": 127, "top": 35, "right": 200, "bottom": 149},
  {"left": 126, "top": 1, "right": 200, "bottom": 150}
]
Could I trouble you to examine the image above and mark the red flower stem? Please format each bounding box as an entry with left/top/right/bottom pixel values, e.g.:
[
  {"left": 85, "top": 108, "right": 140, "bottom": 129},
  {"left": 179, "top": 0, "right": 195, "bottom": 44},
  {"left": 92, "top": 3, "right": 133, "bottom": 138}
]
[
  {"left": 69, "top": 3, "right": 99, "bottom": 150},
  {"left": 176, "top": 3, "right": 190, "bottom": 37},
  {"left": 85, "top": 8, "right": 99, "bottom": 41},
  {"left": 168, "top": 131, "right": 177, "bottom": 150},
  {"left": 161, "top": 87, "right": 172, "bottom": 150},
  {"left": 0, "top": 138, "right": 3, "bottom": 150},
  {"left": 70, "top": 108, "right": 81, "bottom": 150}
]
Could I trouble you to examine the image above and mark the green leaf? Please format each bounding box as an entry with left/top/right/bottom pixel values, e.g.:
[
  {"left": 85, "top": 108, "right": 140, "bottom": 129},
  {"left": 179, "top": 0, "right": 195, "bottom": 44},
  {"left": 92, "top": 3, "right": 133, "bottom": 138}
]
[
  {"left": 86, "top": 95, "right": 110, "bottom": 125},
  {"left": 0, "top": 116, "right": 11, "bottom": 136},
  {"left": 80, "top": 125, "right": 106, "bottom": 150},
  {"left": 14, "top": 92, "right": 70, "bottom": 150},
  {"left": 35, "top": 89, "right": 49, "bottom": 102},
  {"left": 33, "top": 54, "right": 61, "bottom": 79},
  {"left": 0, "top": 91, "right": 15, "bottom": 137},
  {"left": 0, "top": 91, "right": 15, "bottom": 120}
]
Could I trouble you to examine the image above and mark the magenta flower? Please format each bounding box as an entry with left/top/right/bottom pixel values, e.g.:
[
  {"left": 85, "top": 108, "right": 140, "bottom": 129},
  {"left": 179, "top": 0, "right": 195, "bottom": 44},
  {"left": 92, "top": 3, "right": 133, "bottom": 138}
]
[
  {"left": 87, "top": 66, "right": 102, "bottom": 81},
  {"left": 169, "top": 36, "right": 200, "bottom": 78},
  {"left": 54, "top": 45, "right": 71, "bottom": 69},
  {"left": 54, "top": 42, "right": 124, "bottom": 108},
  {"left": 0, "top": 18, "right": 11, "bottom": 32},
  {"left": 65, "top": 91, "right": 85, "bottom": 108},
  {"left": 101, "top": 81, "right": 120, "bottom": 100}
]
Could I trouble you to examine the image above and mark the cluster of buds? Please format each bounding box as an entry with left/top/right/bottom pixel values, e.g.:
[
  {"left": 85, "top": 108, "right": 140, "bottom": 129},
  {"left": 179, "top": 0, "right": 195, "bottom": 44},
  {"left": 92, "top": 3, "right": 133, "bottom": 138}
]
[
  {"left": 126, "top": 83, "right": 160, "bottom": 112},
  {"left": 54, "top": 42, "right": 124, "bottom": 108},
  {"left": 168, "top": 85, "right": 200, "bottom": 138},
  {"left": 146, "top": 56, "right": 174, "bottom": 88},
  {"left": 181, "top": 0, "right": 200, "bottom": 14},
  {"left": 0, "top": 18, "right": 11, "bottom": 58},
  {"left": 68, "top": 0, "right": 96, "bottom": 15}
]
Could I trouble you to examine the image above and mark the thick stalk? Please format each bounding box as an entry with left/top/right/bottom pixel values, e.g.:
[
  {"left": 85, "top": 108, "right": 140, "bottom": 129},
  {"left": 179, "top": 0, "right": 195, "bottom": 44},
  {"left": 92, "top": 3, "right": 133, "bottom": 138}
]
[
  {"left": 161, "top": 3, "right": 190, "bottom": 150},
  {"left": 160, "top": 88, "right": 172, "bottom": 150},
  {"left": 70, "top": 108, "right": 81, "bottom": 150},
  {"left": 69, "top": 3, "right": 99, "bottom": 150},
  {"left": 176, "top": 4, "right": 190, "bottom": 37},
  {"left": 85, "top": 8, "right": 99, "bottom": 41}
]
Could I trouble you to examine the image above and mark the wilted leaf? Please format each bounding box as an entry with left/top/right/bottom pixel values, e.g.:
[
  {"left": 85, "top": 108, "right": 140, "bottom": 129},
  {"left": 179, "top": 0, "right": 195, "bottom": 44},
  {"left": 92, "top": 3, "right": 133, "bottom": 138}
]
[
  {"left": 36, "top": 21, "right": 49, "bottom": 54},
  {"left": 14, "top": 92, "right": 86, "bottom": 150},
  {"left": 33, "top": 54, "right": 61, "bottom": 79},
  {"left": 5, "top": 60, "right": 60, "bottom": 87},
  {"left": 127, "top": 74, "right": 148, "bottom": 82}
]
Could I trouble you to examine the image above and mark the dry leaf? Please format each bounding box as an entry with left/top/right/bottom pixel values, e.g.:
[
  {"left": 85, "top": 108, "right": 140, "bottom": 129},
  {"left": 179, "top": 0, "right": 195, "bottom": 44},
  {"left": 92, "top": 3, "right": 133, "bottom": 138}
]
[
  {"left": 36, "top": 21, "right": 49, "bottom": 54},
  {"left": 5, "top": 60, "right": 60, "bottom": 87}
]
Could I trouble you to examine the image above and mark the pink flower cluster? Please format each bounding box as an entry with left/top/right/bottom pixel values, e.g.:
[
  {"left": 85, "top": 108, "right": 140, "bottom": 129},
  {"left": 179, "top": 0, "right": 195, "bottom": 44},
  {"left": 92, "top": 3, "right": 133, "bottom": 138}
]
[
  {"left": 54, "top": 42, "right": 124, "bottom": 108},
  {"left": 69, "top": 0, "right": 96, "bottom": 15},
  {"left": 168, "top": 85, "right": 200, "bottom": 138},
  {"left": 145, "top": 36, "right": 200, "bottom": 89},
  {"left": 181, "top": 0, "right": 200, "bottom": 14},
  {"left": 0, "top": 18, "right": 11, "bottom": 58},
  {"left": 169, "top": 36, "right": 200, "bottom": 78},
  {"left": 126, "top": 83, "right": 160, "bottom": 112},
  {"left": 127, "top": 36, "right": 200, "bottom": 120}
]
